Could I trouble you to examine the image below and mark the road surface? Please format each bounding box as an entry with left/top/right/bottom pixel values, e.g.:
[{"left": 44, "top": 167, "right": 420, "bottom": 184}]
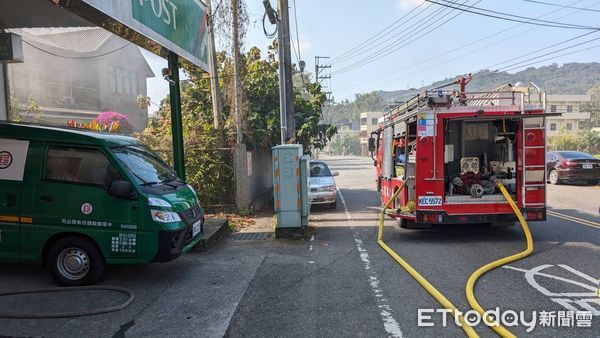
[{"left": 0, "top": 156, "right": 597, "bottom": 337}]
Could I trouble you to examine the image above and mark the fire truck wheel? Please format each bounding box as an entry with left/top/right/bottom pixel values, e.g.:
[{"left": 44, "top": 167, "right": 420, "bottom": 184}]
[
  {"left": 548, "top": 169, "right": 561, "bottom": 185},
  {"left": 47, "top": 236, "right": 106, "bottom": 286}
]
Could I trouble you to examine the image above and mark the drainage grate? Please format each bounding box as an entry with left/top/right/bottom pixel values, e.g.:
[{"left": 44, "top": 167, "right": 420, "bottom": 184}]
[{"left": 230, "top": 232, "right": 272, "bottom": 241}]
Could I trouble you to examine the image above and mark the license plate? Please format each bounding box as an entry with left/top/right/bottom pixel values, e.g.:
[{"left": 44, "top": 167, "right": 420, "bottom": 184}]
[
  {"left": 192, "top": 220, "right": 202, "bottom": 238},
  {"left": 418, "top": 196, "right": 442, "bottom": 206},
  {"left": 582, "top": 163, "right": 593, "bottom": 169}
]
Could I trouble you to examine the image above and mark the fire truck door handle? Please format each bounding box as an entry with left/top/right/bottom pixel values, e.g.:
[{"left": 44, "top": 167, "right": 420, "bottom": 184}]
[{"left": 40, "top": 195, "right": 53, "bottom": 202}]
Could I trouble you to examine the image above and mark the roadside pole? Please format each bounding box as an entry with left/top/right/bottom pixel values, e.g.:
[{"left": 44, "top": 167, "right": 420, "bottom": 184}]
[
  {"left": 232, "top": 0, "right": 249, "bottom": 211},
  {"left": 168, "top": 51, "right": 186, "bottom": 180},
  {"left": 277, "top": 0, "right": 295, "bottom": 142},
  {"left": 206, "top": 0, "right": 223, "bottom": 135}
]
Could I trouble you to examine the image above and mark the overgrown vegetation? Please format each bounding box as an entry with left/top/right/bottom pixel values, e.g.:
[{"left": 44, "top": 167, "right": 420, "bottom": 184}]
[
  {"left": 329, "top": 133, "right": 361, "bottom": 156},
  {"left": 138, "top": 47, "right": 335, "bottom": 208},
  {"left": 548, "top": 130, "right": 600, "bottom": 154}
]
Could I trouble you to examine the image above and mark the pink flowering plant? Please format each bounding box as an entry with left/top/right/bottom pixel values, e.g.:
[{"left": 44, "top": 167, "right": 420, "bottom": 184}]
[{"left": 96, "top": 111, "right": 133, "bottom": 134}]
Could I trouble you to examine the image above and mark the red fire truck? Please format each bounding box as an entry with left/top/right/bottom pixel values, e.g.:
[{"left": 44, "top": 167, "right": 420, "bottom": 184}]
[{"left": 369, "top": 76, "right": 551, "bottom": 228}]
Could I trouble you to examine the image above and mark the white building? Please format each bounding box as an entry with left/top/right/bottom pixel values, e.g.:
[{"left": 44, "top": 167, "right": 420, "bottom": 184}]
[
  {"left": 545, "top": 94, "right": 591, "bottom": 136},
  {"left": 359, "top": 111, "right": 384, "bottom": 156}
]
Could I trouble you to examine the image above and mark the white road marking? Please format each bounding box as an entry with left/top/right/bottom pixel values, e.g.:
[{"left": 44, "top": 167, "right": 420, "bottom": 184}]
[
  {"left": 504, "top": 264, "right": 600, "bottom": 315},
  {"left": 338, "top": 189, "right": 404, "bottom": 338},
  {"left": 309, "top": 234, "right": 314, "bottom": 252}
]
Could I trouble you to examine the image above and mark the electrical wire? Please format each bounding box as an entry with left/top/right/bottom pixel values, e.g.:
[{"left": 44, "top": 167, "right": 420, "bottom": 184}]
[
  {"left": 292, "top": 0, "right": 302, "bottom": 64},
  {"left": 262, "top": 11, "right": 277, "bottom": 39},
  {"left": 333, "top": 0, "right": 476, "bottom": 76},
  {"left": 334, "top": 0, "right": 597, "bottom": 97},
  {"left": 331, "top": 1, "right": 449, "bottom": 67},
  {"left": 22, "top": 40, "right": 130, "bottom": 59},
  {"left": 426, "top": 0, "right": 600, "bottom": 29},
  {"left": 330, "top": 1, "right": 430, "bottom": 64},
  {"left": 522, "top": 0, "right": 600, "bottom": 13}
]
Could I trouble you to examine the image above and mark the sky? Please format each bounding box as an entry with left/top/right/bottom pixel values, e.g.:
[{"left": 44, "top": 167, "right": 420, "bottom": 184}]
[{"left": 143, "top": 0, "right": 600, "bottom": 113}]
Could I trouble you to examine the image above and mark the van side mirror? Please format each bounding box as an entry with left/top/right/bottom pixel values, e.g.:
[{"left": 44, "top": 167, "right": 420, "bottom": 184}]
[
  {"left": 368, "top": 137, "right": 376, "bottom": 152},
  {"left": 108, "top": 180, "right": 133, "bottom": 199},
  {"left": 332, "top": 171, "right": 340, "bottom": 177}
]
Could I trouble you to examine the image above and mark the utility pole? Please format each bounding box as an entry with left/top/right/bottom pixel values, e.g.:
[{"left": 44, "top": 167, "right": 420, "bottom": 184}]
[
  {"left": 315, "top": 56, "right": 332, "bottom": 103},
  {"left": 206, "top": 0, "right": 223, "bottom": 134},
  {"left": 231, "top": 0, "right": 243, "bottom": 144},
  {"left": 276, "top": 0, "right": 295, "bottom": 142},
  {"left": 231, "top": 0, "right": 248, "bottom": 212}
]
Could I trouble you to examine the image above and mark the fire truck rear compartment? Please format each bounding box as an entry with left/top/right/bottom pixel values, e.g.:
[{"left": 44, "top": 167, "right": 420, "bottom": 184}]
[{"left": 444, "top": 118, "right": 518, "bottom": 203}]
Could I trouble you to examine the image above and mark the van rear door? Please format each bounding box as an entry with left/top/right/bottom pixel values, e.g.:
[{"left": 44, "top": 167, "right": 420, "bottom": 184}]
[{"left": 0, "top": 139, "right": 29, "bottom": 259}]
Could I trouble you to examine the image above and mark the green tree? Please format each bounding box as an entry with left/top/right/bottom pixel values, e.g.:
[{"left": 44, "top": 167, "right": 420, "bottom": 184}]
[
  {"left": 137, "top": 46, "right": 336, "bottom": 206},
  {"left": 330, "top": 134, "right": 361, "bottom": 156},
  {"left": 578, "top": 130, "right": 600, "bottom": 154},
  {"left": 548, "top": 130, "right": 580, "bottom": 151},
  {"left": 580, "top": 85, "right": 600, "bottom": 129}
]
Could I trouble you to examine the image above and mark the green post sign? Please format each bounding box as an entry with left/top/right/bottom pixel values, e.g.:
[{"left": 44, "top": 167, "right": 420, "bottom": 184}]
[{"left": 131, "top": 0, "right": 208, "bottom": 66}]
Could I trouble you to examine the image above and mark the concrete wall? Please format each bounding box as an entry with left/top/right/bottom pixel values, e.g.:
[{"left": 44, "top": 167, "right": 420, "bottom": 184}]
[
  {"left": 234, "top": 144, "right": 273, "bottom": 212},
  {"left": 247, "top": 148, "right": 273, "bottom": 211}
]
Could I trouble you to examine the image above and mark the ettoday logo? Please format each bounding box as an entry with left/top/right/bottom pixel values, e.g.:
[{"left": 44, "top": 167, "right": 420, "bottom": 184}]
[{"left": 418, "top": 308, "right": 594, "bottom": 332}]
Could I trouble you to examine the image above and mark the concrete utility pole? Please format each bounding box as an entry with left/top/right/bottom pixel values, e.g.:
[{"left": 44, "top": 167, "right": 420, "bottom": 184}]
[
  {"left": 231, "top": 0, "right": 243, "bottom": 144},
  {"left": 231, "top": 0, "right": 248, "bottom": 211},
  {"left": 276, "top": 0, "right": 295, "bottom": 142},
  {"left": 206, "top": 0, "right": 223, "bottom": 133}
]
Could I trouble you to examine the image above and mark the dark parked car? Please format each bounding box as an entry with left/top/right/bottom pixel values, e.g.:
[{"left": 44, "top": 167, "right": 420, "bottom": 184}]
[{"left": 546, "top": 151, "right": 600, "bottom": 185}]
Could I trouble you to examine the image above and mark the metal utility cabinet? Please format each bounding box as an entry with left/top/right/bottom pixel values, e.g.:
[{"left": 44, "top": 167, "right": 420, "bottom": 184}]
[{"left": 272, "top": 144, "right": 309, "bottom": 230}]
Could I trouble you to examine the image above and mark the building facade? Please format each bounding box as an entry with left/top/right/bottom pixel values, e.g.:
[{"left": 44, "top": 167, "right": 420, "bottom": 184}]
[
  {"left": 6, "top": 27, "right": 154, "bottom": 131},
  {"left": 545, "top": 94, "right": 591, "bottom": 136},
  {"left": 360, "top": 111, "right": 384, "bottom": 156}
]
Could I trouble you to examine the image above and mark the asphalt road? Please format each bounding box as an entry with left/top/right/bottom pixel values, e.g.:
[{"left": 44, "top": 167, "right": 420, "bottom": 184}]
[
  {"left": 0, "top": 155, "right": 597, "bottom": 337},
  {"left": 226, "top": 155, "right": 599, "bottom": 337}
]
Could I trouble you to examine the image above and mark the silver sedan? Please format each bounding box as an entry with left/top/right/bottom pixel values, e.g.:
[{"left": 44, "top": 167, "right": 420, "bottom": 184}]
[{"left": 308, "top": 160, "right": 339, "bottom": 209}]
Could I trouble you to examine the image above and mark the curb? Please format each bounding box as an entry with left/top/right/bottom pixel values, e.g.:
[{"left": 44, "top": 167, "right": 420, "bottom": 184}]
[{"left": 195, "top": 218, "right": 230, "bottom": 251}]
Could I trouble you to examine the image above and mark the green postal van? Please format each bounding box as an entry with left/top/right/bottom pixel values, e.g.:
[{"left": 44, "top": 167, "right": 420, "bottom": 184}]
[{"left": 0, "top": 122, "right": 204, "bottom": 285}]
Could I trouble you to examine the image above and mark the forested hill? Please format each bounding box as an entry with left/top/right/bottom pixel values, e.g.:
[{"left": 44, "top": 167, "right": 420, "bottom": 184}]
[
  {"left": 326, "top": 62, "right": 600, "bottom": 126},
  {"left": 378, "top": 62, "right": 600, "bottom": 101}
]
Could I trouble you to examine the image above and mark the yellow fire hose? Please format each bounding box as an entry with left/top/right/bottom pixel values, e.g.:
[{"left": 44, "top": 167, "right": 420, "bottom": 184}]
[
  {"left": 378, "top": 182, "right": 479, "bottom": 338},
  {"left": 379, "top": 181, "right": 533, "bottom": 337},
  {"left": 465, "top": 181, "right": 533, "bottom": 338}
]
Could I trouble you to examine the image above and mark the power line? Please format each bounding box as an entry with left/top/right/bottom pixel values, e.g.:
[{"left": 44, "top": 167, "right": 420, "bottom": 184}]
[
  {"left": 292, "top": 0, "right": 302, "bottom": 65},
  {"left": 385, "top": 31, "right": 600, "bottom": 102},
  {"left": 340, "top": 0, "right": 599, "bottom": 91},
  {"left": 333, "top": 0, "right": 476, "bottom": 76},
  {"left": 334, "top": 0, "right": 597, "bottom": 95},
  {"left": 331, "top": 1, "right": 449, "bottom": 67},
  {"left": 521, "top": 0, "right": 600, "bottom": 13},
  {"left": 425, "top": 0, "right": 600, "bottom": 29},
  {"left": 330, "top": 1, "right": 431, "bottom": 64}
]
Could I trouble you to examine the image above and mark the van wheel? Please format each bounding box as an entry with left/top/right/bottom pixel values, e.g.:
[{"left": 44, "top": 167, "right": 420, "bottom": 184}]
[{"left": 47, "top": 236, "right": 105, "bottom": 286}]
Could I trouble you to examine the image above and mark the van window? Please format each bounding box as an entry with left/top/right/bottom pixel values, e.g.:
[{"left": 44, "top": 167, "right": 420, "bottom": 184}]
[
  {"left": 112, "top": 146, "right": 177, "bottom": 185},
  {"left": 46, "top": 146, "right": 122, "bottom": 187}
]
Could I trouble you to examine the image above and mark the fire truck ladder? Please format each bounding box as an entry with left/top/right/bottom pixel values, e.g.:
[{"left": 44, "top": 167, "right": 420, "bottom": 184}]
[{"left": 521, "top": 118, "right": 546, "bottom": 208}]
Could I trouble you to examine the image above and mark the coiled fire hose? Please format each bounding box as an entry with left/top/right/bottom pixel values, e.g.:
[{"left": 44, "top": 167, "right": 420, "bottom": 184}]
[
  {"left": 465, "top": 180, "right": 533, "bottom": 338},
  {"left": 379, "top": 180, "right": 533, "bottom": 337}
]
